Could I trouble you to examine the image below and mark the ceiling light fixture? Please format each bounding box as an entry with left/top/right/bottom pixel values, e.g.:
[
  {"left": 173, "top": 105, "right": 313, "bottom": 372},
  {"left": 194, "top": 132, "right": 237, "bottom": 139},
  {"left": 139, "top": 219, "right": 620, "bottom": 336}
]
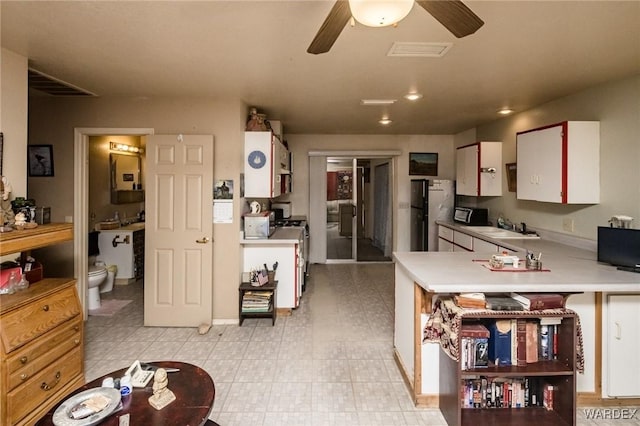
[
  {"left": 404, "top": 93, "right": 423, "bottom": 101},
  {"left": 498, "top": 108, "right": 514, "bottom": 115},
  {"left": 360, "top": 99, "right": 397, "bottom": 106},
  {"left": 379, "top": 117, "right": 393, "bottom": 126},
  {"left": 110, "top": 142, "right": 144, "bottom": 154},
  {"left": 348, "top": 0, "right": 414, "bottom": 27}
]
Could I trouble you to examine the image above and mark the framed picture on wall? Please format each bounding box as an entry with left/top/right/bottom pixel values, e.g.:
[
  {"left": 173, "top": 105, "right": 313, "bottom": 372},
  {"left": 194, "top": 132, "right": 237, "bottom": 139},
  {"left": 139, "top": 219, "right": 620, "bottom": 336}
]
[
  {"left": 409, "top": 152, "right": 438, "bottom": 176},
  {"left": 28, "top": 145, "right": 55, "bottom": 177}
]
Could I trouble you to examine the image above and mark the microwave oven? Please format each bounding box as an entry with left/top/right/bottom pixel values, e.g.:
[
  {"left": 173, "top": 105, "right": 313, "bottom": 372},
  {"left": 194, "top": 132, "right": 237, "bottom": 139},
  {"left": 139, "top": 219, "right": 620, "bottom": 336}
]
[
  {"left": 244, "top": 212, "right": 274, "bottom": 239},
  {"left": 453, "top": 207, "right": 489, "bottom": 225},
  {"left": 271, "top": 202, "right": 291, "bottom": 219}
]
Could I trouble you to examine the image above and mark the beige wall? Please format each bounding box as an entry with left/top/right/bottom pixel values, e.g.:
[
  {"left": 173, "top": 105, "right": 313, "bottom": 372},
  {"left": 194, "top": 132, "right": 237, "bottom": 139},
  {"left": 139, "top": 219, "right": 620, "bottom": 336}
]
[
  {"left": 470, "top": 75, "right": 640, "bottom": 240},
  {"left": 28, "top": 96, "right": 246, "bottom": 320}
]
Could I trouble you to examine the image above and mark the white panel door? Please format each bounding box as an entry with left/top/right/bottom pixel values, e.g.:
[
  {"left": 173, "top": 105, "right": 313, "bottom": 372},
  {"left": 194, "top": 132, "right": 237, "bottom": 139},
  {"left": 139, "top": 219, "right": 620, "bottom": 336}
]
[
  {"left": 144, "top": 134, "right": 214, "bottom": 327},
  {"left": 607, "top": 294, "right": 640, "bottom": 397}
]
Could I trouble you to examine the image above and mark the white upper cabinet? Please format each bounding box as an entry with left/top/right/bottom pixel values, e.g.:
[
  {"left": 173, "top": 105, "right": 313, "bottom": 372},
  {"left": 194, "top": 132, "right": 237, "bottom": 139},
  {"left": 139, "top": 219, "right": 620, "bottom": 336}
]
[
  {"left": 244, "top": 131, "right": 289, "bottom": 198},
  {"left": 516, "top": 121, "right": 600, "bottom": 204},
  {"left": 456, "top": 141, "right": 502, "bottom": 196}
]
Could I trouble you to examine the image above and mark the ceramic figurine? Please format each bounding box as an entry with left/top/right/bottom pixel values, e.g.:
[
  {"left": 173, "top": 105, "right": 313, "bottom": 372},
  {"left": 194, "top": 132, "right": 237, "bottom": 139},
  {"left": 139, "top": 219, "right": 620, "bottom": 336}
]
[{"left": 148, "top": 368, "right": 176, "bottom": 410}]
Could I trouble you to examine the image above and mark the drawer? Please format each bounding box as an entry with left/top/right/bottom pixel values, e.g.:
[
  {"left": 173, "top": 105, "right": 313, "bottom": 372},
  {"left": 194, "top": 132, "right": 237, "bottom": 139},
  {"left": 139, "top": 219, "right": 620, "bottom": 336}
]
[
  {"left": 453, "top": 231, "right": 473, "bottom": 251},
  {"left": 7, "top": 347, "right": 83, "bottom": 425},
  {"left": 7, "top": 317, "right": 82, "bottom": 390},
  {"left": 0, "top": 286, "right": 80, "bottom": 353},
  {"left": 438, "top": 226, "right": 454, "bottom": 241}
]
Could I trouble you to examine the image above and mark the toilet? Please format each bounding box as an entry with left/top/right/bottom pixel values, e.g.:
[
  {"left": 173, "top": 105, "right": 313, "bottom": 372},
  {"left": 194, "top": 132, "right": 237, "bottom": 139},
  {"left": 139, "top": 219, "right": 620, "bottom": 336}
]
[{"left": 88, "top": 231, "right": 108, "bottom": 311}]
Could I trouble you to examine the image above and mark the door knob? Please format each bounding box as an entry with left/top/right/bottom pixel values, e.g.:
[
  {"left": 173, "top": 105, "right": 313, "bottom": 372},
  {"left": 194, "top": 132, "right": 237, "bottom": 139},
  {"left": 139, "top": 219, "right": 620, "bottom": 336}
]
[{"left": 196, "top": 237, "right": 210, "bottom": 244}]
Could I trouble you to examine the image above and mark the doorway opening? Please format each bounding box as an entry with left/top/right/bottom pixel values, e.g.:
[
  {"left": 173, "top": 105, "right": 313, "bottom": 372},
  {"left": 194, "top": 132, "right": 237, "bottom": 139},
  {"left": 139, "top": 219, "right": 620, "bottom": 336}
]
[{"left": 325, "top": 157, "right": 392, "bottom": 262}]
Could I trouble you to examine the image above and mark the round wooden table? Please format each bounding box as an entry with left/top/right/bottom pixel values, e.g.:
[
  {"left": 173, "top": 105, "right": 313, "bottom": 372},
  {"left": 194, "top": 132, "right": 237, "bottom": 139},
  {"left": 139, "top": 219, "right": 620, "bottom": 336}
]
[{"left": 37, "top": 361, "right": 215, "bottom": 426}]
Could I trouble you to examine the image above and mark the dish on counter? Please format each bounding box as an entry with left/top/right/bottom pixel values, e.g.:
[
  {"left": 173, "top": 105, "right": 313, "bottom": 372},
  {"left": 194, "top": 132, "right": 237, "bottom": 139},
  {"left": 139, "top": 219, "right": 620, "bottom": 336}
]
[{"left": 52, "top": 387, "right": 121, "bottom": 426}]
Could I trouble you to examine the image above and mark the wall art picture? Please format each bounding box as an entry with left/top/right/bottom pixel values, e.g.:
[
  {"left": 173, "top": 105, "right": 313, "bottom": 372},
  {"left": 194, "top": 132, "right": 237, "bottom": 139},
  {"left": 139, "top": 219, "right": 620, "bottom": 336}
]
[
  {"left": 28, "top": 145, "right": 55, "bottom": 177},
  {"left": 409, "top": 152, "right": 438, "bottom": 176},
  {"left": 214, "top": 179, "right": 234, "bottom": 200}
]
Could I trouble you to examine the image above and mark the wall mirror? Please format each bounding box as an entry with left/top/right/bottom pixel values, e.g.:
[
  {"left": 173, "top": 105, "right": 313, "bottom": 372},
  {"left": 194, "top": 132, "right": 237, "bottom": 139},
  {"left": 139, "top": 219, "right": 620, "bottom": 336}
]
[{"left": 110, "top": 153, "right": 144, "bottom": 204}]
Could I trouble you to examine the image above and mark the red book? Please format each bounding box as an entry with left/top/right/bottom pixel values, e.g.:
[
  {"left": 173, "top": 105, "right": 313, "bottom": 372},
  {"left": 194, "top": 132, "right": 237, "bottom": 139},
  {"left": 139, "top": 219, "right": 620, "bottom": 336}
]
[
  {"left": 525, "top": 321, "right": 539, "bottom": 363},
  {"left": 460, "top": 323, "right": 490, "bottom": 338},
  {"left": 510, "top": 293, "right": 565, "bottom": 310}
]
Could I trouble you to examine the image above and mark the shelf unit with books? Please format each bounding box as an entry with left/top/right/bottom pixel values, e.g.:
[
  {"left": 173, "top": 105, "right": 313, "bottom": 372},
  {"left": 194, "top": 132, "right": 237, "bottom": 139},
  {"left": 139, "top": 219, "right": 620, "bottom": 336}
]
[
  {"left": 238, "top": 281, "right": 278, "bottom": 326},
  {"left": 435, "top": 305, "right": 578, "bottom": 426}
]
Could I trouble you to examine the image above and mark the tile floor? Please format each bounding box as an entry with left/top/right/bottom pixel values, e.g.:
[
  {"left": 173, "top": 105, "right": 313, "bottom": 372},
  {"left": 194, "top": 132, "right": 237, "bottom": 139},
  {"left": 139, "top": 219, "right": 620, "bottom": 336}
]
[{"left": 84, "top": 263, "right": 639, "bottom": 426}]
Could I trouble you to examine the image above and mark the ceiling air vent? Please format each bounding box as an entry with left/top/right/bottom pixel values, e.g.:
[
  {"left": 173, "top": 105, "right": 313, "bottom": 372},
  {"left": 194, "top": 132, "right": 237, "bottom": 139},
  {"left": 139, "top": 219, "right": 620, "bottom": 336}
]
[
  {"left": 28, "top": 69, "right": 96, "bottom": 97},
  {"left": 387, "top": 42, "right": 452, "bottom": 58}
]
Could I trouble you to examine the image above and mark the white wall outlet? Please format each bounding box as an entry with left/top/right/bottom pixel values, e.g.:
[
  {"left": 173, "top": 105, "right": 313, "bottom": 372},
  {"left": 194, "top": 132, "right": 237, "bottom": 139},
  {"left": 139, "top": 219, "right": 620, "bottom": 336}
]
[{"left": 563, "top": 218, "right": 575, "bottom": 232}]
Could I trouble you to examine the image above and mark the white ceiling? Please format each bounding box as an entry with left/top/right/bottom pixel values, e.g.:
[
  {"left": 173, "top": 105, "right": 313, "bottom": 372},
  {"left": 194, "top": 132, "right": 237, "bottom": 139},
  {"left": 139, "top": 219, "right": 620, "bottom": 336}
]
[{"left": 2, "top": 1, "right": 639, "bottom": 135}]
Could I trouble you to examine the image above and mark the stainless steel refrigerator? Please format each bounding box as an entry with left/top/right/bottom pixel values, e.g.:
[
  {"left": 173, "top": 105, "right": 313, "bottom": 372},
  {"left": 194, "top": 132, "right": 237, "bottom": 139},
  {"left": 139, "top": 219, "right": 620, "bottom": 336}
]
[{"left": 410, "top": 179, "right": 455, "bottom": 251}]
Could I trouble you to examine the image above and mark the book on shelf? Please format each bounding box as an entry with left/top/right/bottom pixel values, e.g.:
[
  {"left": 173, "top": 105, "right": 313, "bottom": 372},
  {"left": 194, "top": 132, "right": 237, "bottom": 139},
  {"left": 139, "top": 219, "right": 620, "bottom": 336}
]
[
  {"left": 516, "top": 318, "right": 527, "bottom": 366},
  {"left": 525, "top": 321, "right": 539, "bottom": 363},
  {"left": 455, "top": 293, "right": 486, "bottom": 309},
  {"left": 461, "top": 377, "right": 545, "bottom": 409},
  {"left": 510, "top": 293, "right": 565, "bottom": 310},
  {"left": 488, "top": 320, "right": 512, "bottom": 366},
  {"left": 485, "top": 296, "right": 524, "bottom": 311},
  {"left": 511, "top": 319, "right": 518, "bottom": 366},
  {"left": 540, "top": 316, "right": 563, "bottom": 326}
]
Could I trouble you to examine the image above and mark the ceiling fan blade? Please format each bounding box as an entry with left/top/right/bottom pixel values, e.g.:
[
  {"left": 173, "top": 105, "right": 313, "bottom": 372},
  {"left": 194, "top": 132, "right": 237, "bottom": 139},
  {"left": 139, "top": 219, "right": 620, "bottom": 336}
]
[
  {"left": 307, "top": 0, "right": 352, "bottom": 54},
  {"left": 416, "top": 0, "right": 484, "bottom": 38}
]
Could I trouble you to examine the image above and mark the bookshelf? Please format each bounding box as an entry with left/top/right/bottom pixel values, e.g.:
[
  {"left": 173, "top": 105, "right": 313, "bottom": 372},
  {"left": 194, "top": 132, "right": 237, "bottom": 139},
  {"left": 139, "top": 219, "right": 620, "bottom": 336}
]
[
  {"left": 238, "top": 281, "right": 277, "bottom": 326},
  {"left": 438, "top": 309, "right": 577, "bottom": 426}
]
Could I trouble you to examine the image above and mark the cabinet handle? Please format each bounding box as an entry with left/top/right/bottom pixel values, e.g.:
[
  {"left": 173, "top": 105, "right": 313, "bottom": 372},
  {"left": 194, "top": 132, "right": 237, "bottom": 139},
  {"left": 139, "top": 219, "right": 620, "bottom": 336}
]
[
  {"left": 42, "top": 304, "right": 50, "bottom": 312},
  {"left": 20, "top": 356, "right": 28, "bottom": 364},
  {"left": 41, "top": 371, "right": 61, "bottom": 391},
  {"left": 615, "top": 321, "right": 621, "bottom": 340},
  {"left": 196, "top": 237, "right": 210, "bottom": 244},
  {"left": 74, "top": 339, "right": 81, "bottom": 345},
  {"left": 74, "top": 325, "right": 80, "bottom": 332},
  {"left": 20, "top": 373, "right": 28, "bottom": 381}
]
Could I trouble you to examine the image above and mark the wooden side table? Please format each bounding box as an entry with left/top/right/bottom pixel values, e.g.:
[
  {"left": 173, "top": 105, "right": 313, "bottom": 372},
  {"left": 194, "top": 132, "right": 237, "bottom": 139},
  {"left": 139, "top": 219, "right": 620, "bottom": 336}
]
[{"left": 239, "top": 281, "right": 277, "bottom": 326}]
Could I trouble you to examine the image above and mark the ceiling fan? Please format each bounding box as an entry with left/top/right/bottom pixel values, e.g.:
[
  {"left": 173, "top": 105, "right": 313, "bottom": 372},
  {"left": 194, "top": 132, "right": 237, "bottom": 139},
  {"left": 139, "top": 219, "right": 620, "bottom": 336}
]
[{"left": 307, "top": 0, "right": 484, "bottom": 54}]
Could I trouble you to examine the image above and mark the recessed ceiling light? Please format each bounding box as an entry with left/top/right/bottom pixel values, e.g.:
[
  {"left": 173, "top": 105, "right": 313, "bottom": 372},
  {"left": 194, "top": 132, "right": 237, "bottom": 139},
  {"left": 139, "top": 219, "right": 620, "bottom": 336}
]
[
  {"left": 498, "top": 108, "right": 514, "bottom": 115},
  {"left": 360, "top": 99, "right": 397, "bottom": 106},
  {"left": 379, "top": 118, "right": 393, "bottom": 125},
  {"left": 404, "top": 93, "right": 423, "bottom": 101}
]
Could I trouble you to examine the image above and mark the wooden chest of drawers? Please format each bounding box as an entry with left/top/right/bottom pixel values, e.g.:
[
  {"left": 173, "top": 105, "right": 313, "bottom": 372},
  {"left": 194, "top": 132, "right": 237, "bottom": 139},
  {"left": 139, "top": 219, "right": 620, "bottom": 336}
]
[{"left": 0, "top": 279, "right": 84, "bottom": 426}]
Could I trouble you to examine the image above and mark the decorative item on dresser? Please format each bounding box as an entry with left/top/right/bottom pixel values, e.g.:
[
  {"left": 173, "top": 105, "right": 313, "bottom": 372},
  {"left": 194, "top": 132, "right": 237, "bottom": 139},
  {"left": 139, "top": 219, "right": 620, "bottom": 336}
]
[{"left": 0, "top": 223, "right": 83, "bottom": 426}]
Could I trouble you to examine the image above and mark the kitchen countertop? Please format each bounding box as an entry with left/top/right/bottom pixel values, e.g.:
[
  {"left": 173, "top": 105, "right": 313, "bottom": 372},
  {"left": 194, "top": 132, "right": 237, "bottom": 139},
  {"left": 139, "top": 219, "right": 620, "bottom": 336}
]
[
  {"left": 99, "top": 222, "right": 145, "bottom": 232},
  {"left": 241, "top": 227, "right": 303, "bottom": 244},
  {"left": 395, "top": 222, "right": 639, "bottom": 293}
]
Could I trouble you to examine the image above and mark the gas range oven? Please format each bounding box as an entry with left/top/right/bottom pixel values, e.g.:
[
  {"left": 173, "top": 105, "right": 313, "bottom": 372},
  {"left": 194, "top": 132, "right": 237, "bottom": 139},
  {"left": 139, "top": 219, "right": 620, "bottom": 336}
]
[{"left": 274, "top": 219, "right": 304, "bottom": 228}]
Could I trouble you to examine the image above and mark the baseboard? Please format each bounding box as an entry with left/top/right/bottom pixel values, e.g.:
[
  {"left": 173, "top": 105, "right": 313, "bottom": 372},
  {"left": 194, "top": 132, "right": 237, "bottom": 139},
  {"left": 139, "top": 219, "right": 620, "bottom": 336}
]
[
  {"left": 393, "top": 348, "right": 439, "bottom": 408},
  {"left": 578, "top": 393, "right": 640, "bottom": 406},
  {"left": 212, "top": 319, "right": 238, "bottom": 325}
]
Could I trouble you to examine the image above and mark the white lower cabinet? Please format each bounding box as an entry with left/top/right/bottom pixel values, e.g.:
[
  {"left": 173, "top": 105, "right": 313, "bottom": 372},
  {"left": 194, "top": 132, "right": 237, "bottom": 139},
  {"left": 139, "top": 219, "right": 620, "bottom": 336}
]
[
  {"left": 607, "top": 294, "right": 640, "bottom": 397},
  {"left": 438, "top": 238, "right": 453, "bottom": 252},
  {"left": 472, "top": 237, "right": 498, "bottom": 254}
]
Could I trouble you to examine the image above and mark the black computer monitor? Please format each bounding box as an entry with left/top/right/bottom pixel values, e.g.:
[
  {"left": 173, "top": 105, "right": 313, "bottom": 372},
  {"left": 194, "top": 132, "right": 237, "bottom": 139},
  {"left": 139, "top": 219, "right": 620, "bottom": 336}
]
[{"left": 597, "top": 227, "right": 640, "bottom": 272}]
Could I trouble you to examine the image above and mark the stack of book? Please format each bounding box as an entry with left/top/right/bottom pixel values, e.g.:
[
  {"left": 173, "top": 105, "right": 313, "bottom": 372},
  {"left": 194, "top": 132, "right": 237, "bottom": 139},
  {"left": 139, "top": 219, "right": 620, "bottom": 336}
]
[
  {"left": 461, "top": 323, "right": 490, "bottom": 370},
  {"left": 487, "top": 317, "right": 563, "bottom": 366},
  {"left": 455, "top": 293, "right": 486, "bottom": 309},
  {"left": 241, "top": 291, "right": 273, "bottom": 313},
  {"left": 510, "top": 293, "right": 565, "bottom": 310}
]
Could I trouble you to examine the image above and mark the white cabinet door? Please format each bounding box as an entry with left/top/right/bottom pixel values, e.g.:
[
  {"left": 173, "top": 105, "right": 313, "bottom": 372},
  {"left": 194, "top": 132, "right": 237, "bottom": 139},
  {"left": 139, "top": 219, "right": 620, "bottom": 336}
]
[
  {"left": 245, "top": 131, "right": 281, "bottom": 198},
  {"left": 456, "top": 142, "right": 502, "bottom": 196},
  {"left": 473, "top": 238, "right": 498, "bottom": 254},
  {"left": 607, "top": 294, "right": 640, "bottom": 397},
  {"left": 517, "top": 122, "right": 599, "bottom": 204},
  {"left": 243, "top": 244, "right": 299, "bottom": 309},
  {"left": 438, "top": 238, "right": 453, "bottom": 252}
]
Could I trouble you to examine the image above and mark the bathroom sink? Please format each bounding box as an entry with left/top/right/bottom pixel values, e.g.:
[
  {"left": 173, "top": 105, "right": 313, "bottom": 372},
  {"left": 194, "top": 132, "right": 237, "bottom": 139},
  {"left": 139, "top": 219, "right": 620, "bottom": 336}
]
[{"left": 460, "top": 226, "right": 540, "bottom": 239}]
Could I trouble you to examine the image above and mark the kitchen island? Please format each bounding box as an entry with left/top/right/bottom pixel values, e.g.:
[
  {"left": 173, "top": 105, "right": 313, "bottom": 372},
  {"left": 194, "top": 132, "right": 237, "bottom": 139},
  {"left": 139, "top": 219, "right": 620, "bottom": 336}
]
[{"left": 393, "top": 238, "right": 640, "bottom": 417}]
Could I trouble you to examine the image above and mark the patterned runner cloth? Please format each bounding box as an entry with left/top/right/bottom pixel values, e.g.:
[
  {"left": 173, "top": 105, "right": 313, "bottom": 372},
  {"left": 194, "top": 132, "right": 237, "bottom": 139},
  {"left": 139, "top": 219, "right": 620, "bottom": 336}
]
[{"left": 423, "top": 297, "right": 585, "bottom": 373}]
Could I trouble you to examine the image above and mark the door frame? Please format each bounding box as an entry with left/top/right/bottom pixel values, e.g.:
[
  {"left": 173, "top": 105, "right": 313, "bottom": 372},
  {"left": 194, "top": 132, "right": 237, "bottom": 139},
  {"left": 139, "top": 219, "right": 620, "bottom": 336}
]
[
  {"left": 73, "top": 127, "right": 154, "bottom": 318},
  {"left": 308, "top": 150, "right": 400, "bottom": 264}
]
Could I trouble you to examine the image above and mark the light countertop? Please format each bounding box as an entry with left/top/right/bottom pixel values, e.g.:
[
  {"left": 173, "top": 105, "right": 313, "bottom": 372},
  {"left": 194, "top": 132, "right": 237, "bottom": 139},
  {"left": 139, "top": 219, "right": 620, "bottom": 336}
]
[
  {"left": 241, "top": 227, "right": 303, "bottom": 245},
  {"left": 99, "top": 222, "right": 145, "bottom": 232}
]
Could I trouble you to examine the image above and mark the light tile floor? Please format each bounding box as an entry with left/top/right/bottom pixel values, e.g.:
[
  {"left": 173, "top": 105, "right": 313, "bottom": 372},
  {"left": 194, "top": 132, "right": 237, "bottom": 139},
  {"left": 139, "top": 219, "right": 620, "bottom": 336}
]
[{"left": 84, "top": 263, "right": 639, "bottom": 426}]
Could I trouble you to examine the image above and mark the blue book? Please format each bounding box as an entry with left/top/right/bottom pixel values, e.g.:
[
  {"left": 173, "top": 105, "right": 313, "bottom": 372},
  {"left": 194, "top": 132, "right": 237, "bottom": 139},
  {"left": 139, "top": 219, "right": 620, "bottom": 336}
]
[{"left": 488, "top": 320, "right": 512, "bottom": 366}]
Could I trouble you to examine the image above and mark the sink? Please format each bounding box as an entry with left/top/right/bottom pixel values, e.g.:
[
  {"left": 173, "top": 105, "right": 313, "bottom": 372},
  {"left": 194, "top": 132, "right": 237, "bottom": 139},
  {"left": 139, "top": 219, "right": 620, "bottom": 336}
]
[{"left": 460, "top": 225, "right": 540, "bottom": 239}]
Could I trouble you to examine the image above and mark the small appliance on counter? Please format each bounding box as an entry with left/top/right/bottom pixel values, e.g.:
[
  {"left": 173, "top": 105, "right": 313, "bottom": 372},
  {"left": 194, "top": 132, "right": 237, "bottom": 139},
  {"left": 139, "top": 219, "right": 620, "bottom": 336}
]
[
  {"left": 271, "top": 202, "right": 291, "bottom": 219},
  {"left": 244, "top": 211, "right": 274, "bottom": 239},
  {"left": 453, "top": 207, "right": 489, "bottom": 226}
]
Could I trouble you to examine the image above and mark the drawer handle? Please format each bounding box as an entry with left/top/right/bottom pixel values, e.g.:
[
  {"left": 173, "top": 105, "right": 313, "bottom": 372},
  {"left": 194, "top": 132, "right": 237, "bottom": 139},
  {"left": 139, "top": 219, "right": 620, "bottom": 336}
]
[
  {"left": 42, "top": 304, "right": 50, "bottom": 312},
  {"left": 20, "top": 373, "right": 28, "bottom": 381},
  {"left": 74, "top": 339, "right": 81, "bottom": 345},
  {"left": 41, "top": 371, "right": 61, "bottom": 391},
  {"left": 74, "top": 325, "right": 80, "bottom": 332},
  {"left": 20, "top": 356, "right": 28, "bottom": 364}
]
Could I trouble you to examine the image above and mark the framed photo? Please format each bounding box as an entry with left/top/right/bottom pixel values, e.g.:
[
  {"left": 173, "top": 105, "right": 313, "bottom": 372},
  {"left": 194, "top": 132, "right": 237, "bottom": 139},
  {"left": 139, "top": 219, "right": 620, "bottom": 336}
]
[
  {"left": 505, "top": 163, "right": 517, "bottom": 192},
  {"left": 214, "top": 179, "right": 234, "bottom": 200},
  {"left": 28, "top": 145, "right": 55, "bottom": 177},
  {"left": 409, "top": 152, "right": 438, "bottom": 176}
]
